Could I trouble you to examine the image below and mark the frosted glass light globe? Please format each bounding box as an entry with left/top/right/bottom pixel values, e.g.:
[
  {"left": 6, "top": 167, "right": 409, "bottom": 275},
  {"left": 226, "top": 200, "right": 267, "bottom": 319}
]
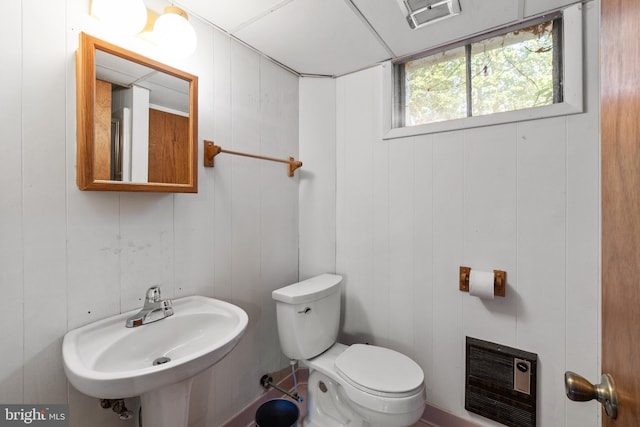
[
  {"left": 153, "top": 7, "right": 197, "bottom": 59},
  {"left": 90, "top": 0, "right": 148, "bottom": 36}
]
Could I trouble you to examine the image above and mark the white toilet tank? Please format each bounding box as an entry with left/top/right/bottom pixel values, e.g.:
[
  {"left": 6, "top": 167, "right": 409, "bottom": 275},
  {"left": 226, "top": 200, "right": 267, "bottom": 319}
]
[{"left": 272, "top": 274, "right": 342, "bottom": 360}]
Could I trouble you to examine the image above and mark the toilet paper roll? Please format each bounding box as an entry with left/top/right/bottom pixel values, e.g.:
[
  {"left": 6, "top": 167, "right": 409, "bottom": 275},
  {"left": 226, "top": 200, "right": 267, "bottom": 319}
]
[{"left": 469, "top": 270, "right": 494, "bottom": 300}]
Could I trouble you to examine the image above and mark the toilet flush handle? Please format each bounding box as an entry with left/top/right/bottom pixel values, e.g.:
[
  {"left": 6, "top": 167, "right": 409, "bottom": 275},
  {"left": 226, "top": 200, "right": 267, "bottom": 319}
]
[{"left": 297, "top": 307, "right": 311, "bottom": 314}]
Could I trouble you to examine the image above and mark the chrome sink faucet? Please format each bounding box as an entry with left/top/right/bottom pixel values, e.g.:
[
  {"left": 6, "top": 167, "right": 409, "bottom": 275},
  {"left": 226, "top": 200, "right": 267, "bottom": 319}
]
[{"left": 125, "top": 286, "right": 174, "bottom": 328}]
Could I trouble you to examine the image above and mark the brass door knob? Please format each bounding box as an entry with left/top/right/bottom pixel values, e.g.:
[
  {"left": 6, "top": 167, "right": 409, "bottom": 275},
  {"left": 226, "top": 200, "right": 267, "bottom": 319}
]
[{"left": 564, "top": 371, "right": 618, "bottom": 419}]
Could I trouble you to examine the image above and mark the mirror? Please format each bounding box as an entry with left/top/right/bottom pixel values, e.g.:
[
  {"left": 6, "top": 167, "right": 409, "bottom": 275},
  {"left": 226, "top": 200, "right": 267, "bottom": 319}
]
[{"left": 76, "top": 32, "right": 198, "bottom": 192}]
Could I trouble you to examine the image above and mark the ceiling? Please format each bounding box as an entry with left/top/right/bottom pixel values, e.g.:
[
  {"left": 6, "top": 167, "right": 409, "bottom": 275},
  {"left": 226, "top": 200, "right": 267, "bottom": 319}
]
[
  {"left": 175, "top": 0, "right": 578, "bottom": 77},
  {"left": 96, "top": 50, "right": 190, "bottom": 114}
]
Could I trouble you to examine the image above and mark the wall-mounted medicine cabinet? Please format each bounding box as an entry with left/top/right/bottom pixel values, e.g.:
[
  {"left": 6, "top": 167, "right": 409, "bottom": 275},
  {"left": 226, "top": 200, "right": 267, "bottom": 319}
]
[{"left": 76, "top": 32, "right": 198, "bottom": 192}]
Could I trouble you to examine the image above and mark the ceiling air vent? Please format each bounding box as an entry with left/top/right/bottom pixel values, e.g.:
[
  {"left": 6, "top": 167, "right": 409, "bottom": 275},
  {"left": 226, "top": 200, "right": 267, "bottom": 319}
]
[{"left": 401, "top": 0, "right": 461, "bottom": 30}]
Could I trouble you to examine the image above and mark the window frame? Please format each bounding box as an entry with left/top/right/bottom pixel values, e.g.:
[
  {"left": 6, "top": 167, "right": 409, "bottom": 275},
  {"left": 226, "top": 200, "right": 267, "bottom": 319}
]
[{"left": 382, "top": 3, "right": 582, "bottom": 140}]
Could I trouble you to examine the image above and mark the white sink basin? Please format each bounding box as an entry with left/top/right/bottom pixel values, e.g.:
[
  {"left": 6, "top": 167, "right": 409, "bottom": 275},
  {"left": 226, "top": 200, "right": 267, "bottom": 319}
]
[{"left": 63, "top": 295, "right": 248, "bottom": 425}]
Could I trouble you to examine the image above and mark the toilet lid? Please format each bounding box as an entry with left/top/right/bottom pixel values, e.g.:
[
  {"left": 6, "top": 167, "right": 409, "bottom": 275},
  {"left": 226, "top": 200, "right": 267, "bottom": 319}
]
[{"left": 334, "top": 344, "right": 424, "bottom": 397}]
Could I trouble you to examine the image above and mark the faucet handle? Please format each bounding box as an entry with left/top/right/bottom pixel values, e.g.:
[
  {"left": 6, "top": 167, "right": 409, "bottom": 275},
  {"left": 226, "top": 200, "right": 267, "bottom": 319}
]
[
  {"left": 146, "top": 286, "right": 161, "bottom": 303},
  {"left": 162, "top": 299, "right": 174, "bottom": 316}
]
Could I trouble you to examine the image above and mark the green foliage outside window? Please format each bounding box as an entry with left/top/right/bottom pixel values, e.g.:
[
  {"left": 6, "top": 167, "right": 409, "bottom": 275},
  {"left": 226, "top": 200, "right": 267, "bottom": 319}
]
[
  {"left": 402, "top": 20, "right": 557, "bottom": 126},
  {"left": 405, "top": 46, "right": 467, "bottom": 124}
]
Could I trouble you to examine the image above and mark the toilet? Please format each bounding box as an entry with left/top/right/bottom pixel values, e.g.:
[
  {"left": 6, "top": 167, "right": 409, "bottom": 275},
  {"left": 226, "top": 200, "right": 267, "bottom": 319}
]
[{"left": 272, "top": 274, "right": 426, "bottom": 427}]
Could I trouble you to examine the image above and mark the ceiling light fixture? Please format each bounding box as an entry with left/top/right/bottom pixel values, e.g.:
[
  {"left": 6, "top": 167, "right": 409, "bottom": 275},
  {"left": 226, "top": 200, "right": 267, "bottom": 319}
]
[
  {"left": 153, "top": 6, "right": 198, "bottom": 59},
  {"left": 90, "top": 0, "right": 148, "bottom": 36}
]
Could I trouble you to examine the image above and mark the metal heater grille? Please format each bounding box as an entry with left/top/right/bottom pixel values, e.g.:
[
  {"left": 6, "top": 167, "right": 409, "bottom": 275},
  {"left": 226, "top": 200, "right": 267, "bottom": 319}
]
[{"left": 465, "top": 337, "right": 537, "bottom": 427}]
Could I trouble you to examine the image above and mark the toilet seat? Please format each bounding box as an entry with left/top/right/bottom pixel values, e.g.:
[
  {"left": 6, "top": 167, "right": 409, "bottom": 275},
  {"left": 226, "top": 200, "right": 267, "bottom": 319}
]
[{"left": 334, "top": 344, "right": 424, "bottom": 398}]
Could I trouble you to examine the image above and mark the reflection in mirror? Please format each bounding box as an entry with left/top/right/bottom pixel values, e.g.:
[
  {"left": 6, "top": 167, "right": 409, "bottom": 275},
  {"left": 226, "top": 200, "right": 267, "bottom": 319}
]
[
  {"left": 76, "top": 32, "right": 198, "bottom": 192},
  {"left": 95, "top": 50, "right": 190, "bottom": 183}
]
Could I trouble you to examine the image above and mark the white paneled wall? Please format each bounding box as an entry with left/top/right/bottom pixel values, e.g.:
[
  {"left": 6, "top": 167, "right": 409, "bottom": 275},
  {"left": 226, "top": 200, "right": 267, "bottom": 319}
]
[
  {"left": 300, "top": 2, "right": 600, "bottom": 426},
  {"left": 0, "top": 0, "right": 25, "bottom": 407},
  {"left": 0, "top": 1, "right": 298, "bottom": 426},
  {"left": 299, "top": 78, "right": 337, "bottom": 280}
]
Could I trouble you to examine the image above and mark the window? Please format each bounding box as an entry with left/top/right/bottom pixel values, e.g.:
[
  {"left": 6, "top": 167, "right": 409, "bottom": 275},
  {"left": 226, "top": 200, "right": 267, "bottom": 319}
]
[
  {"left": 384, "top": 4, "right": 582, "bottom": 138},
  {"left": 470, "top": 20, "right": 560, "bottom": 117},
  {"left": 402, "top": 45, "right": 468, "bottom": 124}
]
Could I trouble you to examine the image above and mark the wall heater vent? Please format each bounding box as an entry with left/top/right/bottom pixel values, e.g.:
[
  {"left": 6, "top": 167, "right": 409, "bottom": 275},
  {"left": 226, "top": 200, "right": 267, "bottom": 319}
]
[
  {"left": 399, "top": 0, "right": 461, "bottom": 30},
  {"left": 465, "top": 337, "right": 537, "bottom": 427}
]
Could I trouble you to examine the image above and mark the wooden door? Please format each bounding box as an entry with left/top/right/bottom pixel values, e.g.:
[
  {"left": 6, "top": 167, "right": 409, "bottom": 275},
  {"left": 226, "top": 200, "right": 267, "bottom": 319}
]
[
  {"left": 148, "top": 108, "right": 190, "bottom": 184},
  {"left": 94, "top": 79, "right": 112, "bottom": 180},
  {"left": 601, "top": 0, "right": 640, "bottom": 424}
]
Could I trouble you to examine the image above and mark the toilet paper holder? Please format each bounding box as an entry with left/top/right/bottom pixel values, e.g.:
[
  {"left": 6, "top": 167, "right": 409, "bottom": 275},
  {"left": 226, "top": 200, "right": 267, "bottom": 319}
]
[{"left": 459, "top": 266, "right": 506, "bottom": 297}]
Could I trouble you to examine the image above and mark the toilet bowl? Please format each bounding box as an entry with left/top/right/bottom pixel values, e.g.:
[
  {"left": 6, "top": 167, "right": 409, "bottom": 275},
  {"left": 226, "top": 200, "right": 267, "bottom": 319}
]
[
  {"left": 303, "top": 343, "right": 425, "bottom": 427},
  {"left": 272, "top": 274, "right": 426, "bottom": 427}
]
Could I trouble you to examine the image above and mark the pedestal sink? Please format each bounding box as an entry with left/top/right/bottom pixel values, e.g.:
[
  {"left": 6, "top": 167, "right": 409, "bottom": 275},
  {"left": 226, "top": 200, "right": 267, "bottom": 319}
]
[{"left": 62, "top": 296, "right": 248, "bottom": 427}]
